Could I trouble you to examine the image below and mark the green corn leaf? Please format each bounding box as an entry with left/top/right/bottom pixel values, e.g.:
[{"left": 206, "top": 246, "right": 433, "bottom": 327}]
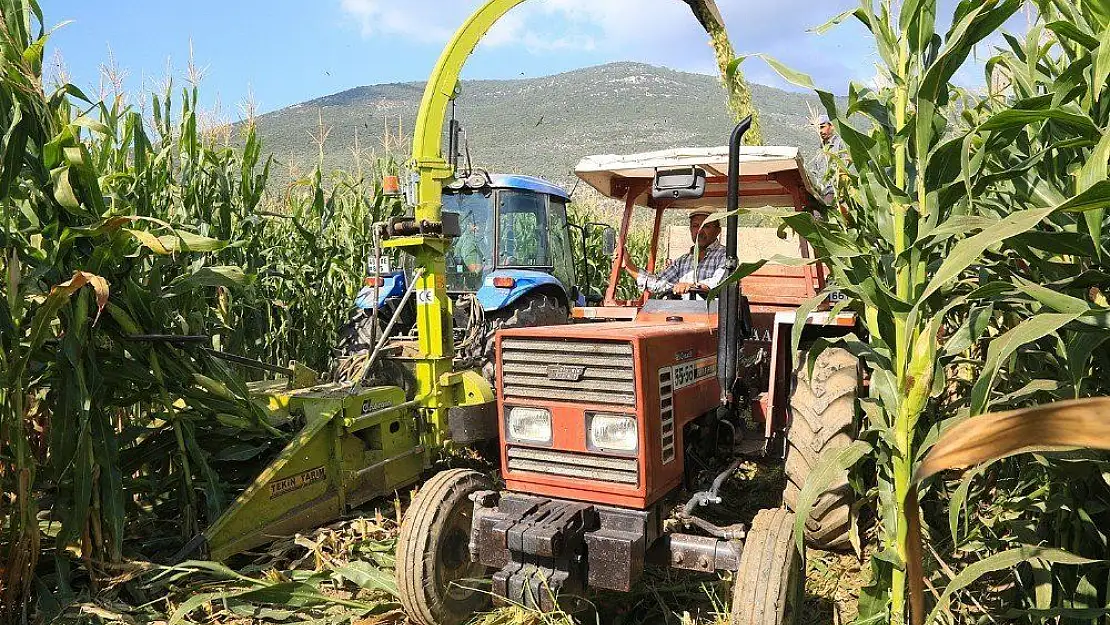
[
  {"left": 809, "top": 8, "right": 859, "bottom": 34},
  {"left": 169, "top": 267, "right": 254, "bottom": 294},
  {"left": 790, "top": 289, "right": 832, "bottom": 356},
  {"left": 970, "top": 312, "right": 1081, "bottom": 415},
  {"left": 168, "top": 590, "right": 230, "bottom": 625},
  {"left": 729, "top": 53, "right": 816, "bottom": 90},
  {"left": 174, "top": 229, "right": 230, "bottom": 252},
  {"left": 926, "top": 547, "right": 1101, "bottom": 625},
  {"left": 230, "top": 581, "right": 374, "bottom": 610},
  {"left": 792, "top": 439, "right": 873, "bottom": 553},
  {"left": 1093, "top": 22, "right": 1110, "bottom": 105},
  {"left": 978, "top": 107, "right": 1101, "bottom": 137},
  {"left": 920, "top": 0, "right": 1023, "bottom": 106},
  {"left": 948, "top": 464, "right": 987, "bottom": 544},
  {"left": 51, "top": 166, "right": 81, "bottom": 212},
  {"left": 917, "top": 206, "right": 1056, "bottom": 304},
  {"left": 1046, "top": 20, "right": 1100, "bottom": 49},
  {"left": 126, "top": 228, "right": 172, "bottom": 254},
  {"left": 994, "top": 379, "right": 1060, "bottom": 406},
  {"left": 942, "top": 304, "right": 993, "bottom": 356},
  {"left": 332, "top": 561, "right": 400, "bottom": 598}
]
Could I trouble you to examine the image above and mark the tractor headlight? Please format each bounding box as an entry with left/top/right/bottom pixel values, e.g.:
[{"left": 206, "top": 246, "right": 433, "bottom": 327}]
[
  {"left": 588, "top": 413, "right": 638, "bottom": 453},
  {"left": 506, "top": 407, "right": 552, "bottom": 444}
]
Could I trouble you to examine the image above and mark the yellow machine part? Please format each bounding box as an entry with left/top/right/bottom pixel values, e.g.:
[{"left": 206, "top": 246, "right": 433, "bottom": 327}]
[{"left": 203, "top": 385, "right": 422, "bottom": 561}]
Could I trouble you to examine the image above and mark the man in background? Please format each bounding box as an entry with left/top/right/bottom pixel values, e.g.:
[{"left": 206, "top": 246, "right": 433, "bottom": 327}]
[
  {"left": 811, "top": 113, "right": 848, "bottom": 205},
  {"left": 621, "top": 210, "right": 728, "bottom": 297}
]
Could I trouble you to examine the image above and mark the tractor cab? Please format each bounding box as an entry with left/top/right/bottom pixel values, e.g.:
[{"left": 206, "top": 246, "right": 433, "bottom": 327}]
[
  {"left": 441, "top": 172, "right": 577, "bottom": 310},
  {"left": 571, "top": 145, "right": 831, "bottom": 331},
  {"left": 339, "top": 172, "right": 579, "bottom": 369}
]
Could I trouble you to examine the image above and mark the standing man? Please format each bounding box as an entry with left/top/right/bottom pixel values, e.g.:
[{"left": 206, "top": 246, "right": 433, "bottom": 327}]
[
  {"left": 811, "top": 113, "right": 848, "bottom": 205},
  {"left": 621, "top": 210, "right": 729, "bottom": 297}
]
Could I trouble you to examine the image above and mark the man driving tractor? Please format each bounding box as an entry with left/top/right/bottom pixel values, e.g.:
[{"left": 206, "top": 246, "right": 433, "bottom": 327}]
[{"left": 621, "top": 210, "right": 728, "bottom": 296}]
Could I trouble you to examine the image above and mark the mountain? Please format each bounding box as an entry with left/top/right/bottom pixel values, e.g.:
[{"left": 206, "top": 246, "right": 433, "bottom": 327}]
[{"left": 252, "top": 62, "right": 830, "bottom": 190}]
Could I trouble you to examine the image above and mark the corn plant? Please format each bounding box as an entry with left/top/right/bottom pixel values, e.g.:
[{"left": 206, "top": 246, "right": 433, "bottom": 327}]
[
  {"left": 730, "top": 0, "right": 1110, "bottom": 622},
  {"left": 567, "top": 201, "right": 652, "bottom": 303}
]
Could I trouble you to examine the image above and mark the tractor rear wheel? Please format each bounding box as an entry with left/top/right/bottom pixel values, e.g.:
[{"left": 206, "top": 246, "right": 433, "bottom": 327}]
[
  {"left": 731, "top": 508, "right": 803, "bottom": 625},
  {"left": 783, "top": 347, "right": 859, "bottom": 551},
  {"left": 479, "top": 292, "right": 568, "bottom": 382},
  {"left": 397, "top": 469, "right": 493, "bottom": 625}
]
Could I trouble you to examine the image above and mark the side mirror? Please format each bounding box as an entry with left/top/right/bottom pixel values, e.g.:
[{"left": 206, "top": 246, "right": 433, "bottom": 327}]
[
  {"left": 601, "top": 227, "right": 617, "bottom": 256},
  {"left": 652, "top": 166, "right": 707, "bottom": 201}
]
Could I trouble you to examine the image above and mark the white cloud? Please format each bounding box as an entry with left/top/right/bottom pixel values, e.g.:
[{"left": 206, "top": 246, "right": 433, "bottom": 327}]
[
  {"left": 338, "top": 0, "right": 475, "bottom": 43},
  {"left": 337, "top": 0, "right": 687, "bottom": 50},
  {"left": 336, "top": 0, "right": 1027, "bottom": 90}
]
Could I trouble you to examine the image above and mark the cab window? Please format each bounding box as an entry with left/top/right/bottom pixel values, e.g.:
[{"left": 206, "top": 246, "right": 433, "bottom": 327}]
[{"left": 497, "top": 190, "right": 549, "bottom": 268}]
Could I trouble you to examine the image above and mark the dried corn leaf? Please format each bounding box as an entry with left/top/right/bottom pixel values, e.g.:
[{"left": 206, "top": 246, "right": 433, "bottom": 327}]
[{"left": 915, "top": 397, "right": 1110, "bottom": 483}]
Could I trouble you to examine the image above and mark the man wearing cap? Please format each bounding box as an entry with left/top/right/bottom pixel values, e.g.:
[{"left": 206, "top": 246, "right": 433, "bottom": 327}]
[
  {"left": 621, "top": 210, "right": 729, "bottom": 297},
  {"left": 811, "top": 113, "right": 848, "bottom": 205}
]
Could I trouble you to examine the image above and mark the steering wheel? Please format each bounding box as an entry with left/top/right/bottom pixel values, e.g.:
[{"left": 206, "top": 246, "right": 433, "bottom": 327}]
[
  {"left": 684, "top": 284, "right": 710, "bottom": 301},
  {"left": 659, "top": 284, "right": 710, "bottom": 301}
]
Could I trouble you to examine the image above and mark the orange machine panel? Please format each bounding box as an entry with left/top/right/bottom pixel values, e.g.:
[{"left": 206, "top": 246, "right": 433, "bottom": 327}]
[{"left": 497, "top": 318, "right": 721, "bottom": 510}]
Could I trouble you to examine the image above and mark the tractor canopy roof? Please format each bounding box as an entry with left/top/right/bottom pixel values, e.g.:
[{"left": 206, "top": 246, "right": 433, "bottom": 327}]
[
  {"left": 574, "top": 145, "right": 822, "bottom": 210},
  {"left": 488, "top": 174, "right": 570, "bottom": 201}
]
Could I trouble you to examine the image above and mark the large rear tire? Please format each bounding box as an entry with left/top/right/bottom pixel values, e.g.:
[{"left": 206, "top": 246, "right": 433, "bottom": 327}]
[
  {"left": 478, "top": 292, "right": 568, "bottom": 382},
  {"left": 731, "top": 508, "right": 803, "bottom": 625},
  {"left": 783, "top": 347, "right": 859, "bottom": 551},
  {"left": 397, "top": 469, "right": 493, "bottom": 625}
]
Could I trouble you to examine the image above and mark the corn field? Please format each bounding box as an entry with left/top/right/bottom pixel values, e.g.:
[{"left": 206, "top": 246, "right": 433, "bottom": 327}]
[
  {"left": 0, "top": 0, "right": 402, "bottom": 618},
  {"left": 3, "top": 0, "right": 1110, "bottom": 624}
]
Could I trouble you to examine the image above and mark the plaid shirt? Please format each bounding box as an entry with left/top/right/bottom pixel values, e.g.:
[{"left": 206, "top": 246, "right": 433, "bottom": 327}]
[{"left": 637, "top": 241, "right": 730, "bottom": 294}]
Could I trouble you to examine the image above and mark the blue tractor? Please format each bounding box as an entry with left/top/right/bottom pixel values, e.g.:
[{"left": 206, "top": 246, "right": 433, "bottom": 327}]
[{"left": 337, "top": 171, "right": 586, "bottom": 380}]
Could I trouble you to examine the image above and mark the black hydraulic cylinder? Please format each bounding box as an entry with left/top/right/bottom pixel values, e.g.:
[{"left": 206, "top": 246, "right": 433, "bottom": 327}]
[{"left": 716, "top": 116, "right": 753, "bottom": 405}]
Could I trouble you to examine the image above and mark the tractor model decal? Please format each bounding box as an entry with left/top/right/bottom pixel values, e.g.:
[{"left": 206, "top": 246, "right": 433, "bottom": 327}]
[
  {"left": 673, "top": 356, "right": 717, "bottom": 390},
  {"left": 661, "top": 356, "right": 717, "bottom": 464},
  {"left": 269, "top": 466, "right": 326, "bottom": 499},
  {"left": 659, "top": 368, "right": 675, "bottom": 464}
]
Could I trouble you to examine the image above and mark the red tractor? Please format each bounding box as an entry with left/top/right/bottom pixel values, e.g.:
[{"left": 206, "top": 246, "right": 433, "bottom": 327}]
[{"left": 396, "top": 120, "right": 861, "bottom": 625}]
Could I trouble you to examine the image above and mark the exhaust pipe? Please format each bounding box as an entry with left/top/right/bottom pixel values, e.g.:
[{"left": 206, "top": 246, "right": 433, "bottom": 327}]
[{"left": 716, "top": 116, "right": 753, "bottom": 405}]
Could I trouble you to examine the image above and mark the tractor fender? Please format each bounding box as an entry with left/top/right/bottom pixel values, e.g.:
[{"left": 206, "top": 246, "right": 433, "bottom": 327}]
[
  {"left": 354, "top": 271, "right": 407, "bottom": 310},
  {"left": 476, "top": 269, "right": 569, "bottom": 313}
]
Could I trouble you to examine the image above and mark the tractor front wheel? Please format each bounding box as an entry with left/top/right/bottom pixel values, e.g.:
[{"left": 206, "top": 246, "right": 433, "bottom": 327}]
[
  {"left": 731, "top": 508, "right": 803, "bottom": 625},
  {"left": 397, "top": 469, "right": 494, "bottom": 625},
  {"left": 783, "top": 347, "right": 860, "bottom": 551}
]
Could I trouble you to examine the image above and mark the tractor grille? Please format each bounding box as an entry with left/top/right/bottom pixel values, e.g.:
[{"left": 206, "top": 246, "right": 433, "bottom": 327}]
[
  {"left": 506, "top": 447, "right": 639, "bottom": 485},
  {"left": 500, "top": 338, "right": 636, "bottom": 406}
]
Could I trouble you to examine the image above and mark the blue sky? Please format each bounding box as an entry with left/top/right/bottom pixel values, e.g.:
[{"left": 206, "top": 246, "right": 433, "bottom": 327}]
[{"left": 48, "top": 1, "right": 1026, "bottom": 119}]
